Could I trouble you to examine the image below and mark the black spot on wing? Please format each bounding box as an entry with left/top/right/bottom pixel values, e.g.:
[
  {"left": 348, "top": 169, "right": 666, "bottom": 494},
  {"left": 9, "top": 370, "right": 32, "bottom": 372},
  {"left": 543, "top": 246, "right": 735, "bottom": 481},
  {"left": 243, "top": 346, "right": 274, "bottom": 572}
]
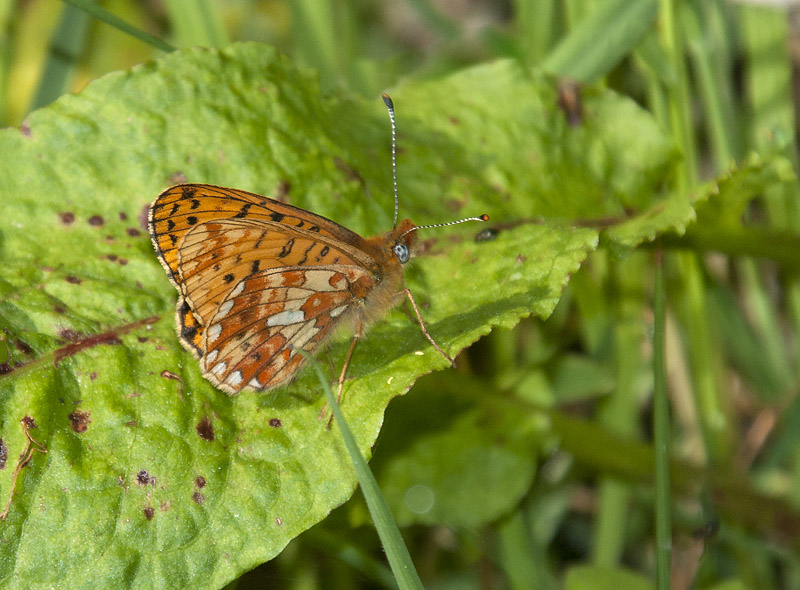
[
  {"left": 233, "top": 204, "right": 252, "bottom": 219},
  {"left": 297, "top": 243, "right": 314, "bottom": 265},
  {"left": 278, "top": 238, "right": 295, "bottom": 258}
]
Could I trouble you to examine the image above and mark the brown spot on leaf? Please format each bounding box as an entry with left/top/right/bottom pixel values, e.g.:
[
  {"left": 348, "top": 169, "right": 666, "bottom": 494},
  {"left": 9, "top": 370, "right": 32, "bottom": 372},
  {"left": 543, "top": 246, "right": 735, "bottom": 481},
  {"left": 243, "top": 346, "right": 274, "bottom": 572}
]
[
  {"left": 143, "top": 506, "right": 154, "bottom": 520},
  {"left": 275, "top": 517, "right": 283, "bottom": 526},
  {"left": 137, "top": 336, "right": 148, "bottom": 343},
  {"left": 58, "top": 329, "right": 82, "bottom": 343},
  {"left": 118, "top": 211, "right": 128, "bottom": 221},
  {"left": 195, "top": 475, "right": 206, "bottom": 488},
  {"left": 19, "top": 123, "right": 32, "bottom": 137},
  {"left": 68, "top": 410, "right": 91, "bottom": 433},
  {"left": 15, "top": 340, "right": 33, "bottom": 355},
  {"left": 516, "top": 254, "right": 527, "bottom": 264},
  {"left": 0, "top": 363, "right": 10, "bottom": 374},
  {"left": 21, "top": 416, "right": 37, "bottom": 430},
  {"left": 59, "top": 212, "right": 75, "bottom": 225},
  {"left": 65, "top": 275, "right": 82, "bottom": 284},
  {"left": 449, "top": 116, "right": 460, "bottom": 125},
  {"left": 192, "top": 492, "right": 205, "bottom": 504},
  {"left": 0, "top": 439, "right": 7, "bottom": 469},
  {"left": 126, "top": 227, "right": 141, "bottom": 237},
  {"left": 54, "top": 305, "right": 66, "bottom": 314},
  {"left": 90, "top": 372, "right": 97, "bottom": 380},
  {"left": 88, "top": 215, "right": 104, "bottom": 227},
  {"left": 125, "top": 420, "right": 138, "bottom": 427},
  {"left": 137, "top": 470, "right": 155, "bottom": 486},
  {"left": 196, "top": 416, "right": 214, "bottom": 441},
  {"left": 269, "top": 418, "right": 282, "bottom": 428}
]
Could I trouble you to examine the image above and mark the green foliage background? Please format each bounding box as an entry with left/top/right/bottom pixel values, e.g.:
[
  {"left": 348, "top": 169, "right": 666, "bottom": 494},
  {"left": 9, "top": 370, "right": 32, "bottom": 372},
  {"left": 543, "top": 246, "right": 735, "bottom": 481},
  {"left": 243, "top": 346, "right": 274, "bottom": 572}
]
[{"left": 1, "top": 1, "right": 799, "bottom": 589}]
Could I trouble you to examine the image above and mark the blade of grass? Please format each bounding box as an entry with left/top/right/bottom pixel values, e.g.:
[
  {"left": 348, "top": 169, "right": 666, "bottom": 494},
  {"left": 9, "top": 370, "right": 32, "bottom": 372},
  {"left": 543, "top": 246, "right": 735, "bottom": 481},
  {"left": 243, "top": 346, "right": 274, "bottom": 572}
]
[
  {"left": 497, "top": 509, "right": 538, "bottom": 590},
  {"left": 653, "top": 249, "right": 671, "bottom": 590},
  {"left": 60, "top": 0, "right": 175, "bottom": 53},
  {"left": 543, "top": 0, "right": 657, "bottom": 82},
  {"left": 164, "top": 0, "right": 229, "bottom": 48},
  {"left": 299, "top": 350, "right": 423, "bottom": 590},
  {"left": 30, "top": 3, "right": 90, "bottom": 111}
]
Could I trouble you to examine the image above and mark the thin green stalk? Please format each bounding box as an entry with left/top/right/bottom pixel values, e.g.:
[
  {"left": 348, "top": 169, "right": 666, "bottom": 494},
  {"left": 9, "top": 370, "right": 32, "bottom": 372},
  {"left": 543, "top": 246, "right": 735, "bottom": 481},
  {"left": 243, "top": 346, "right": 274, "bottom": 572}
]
[
  {"left": 543, "top": 0, "right": 658, "bottom": 83},
  {"left": 164, "top": 0, "right": 228, "bottom": 48},
  {"left": 300, "top": 351, "right": 423, "bottom": 590},
  {"left": 653, "top": 250, "right": 671, "bottom": 590},
  {"left": 60, "top": 0, "right": 175, "bottom": 53},
  {"left": 512, "top": 0, "right": 557, "bottom": 63},
  {"left": 684, "top": 1, "right": 740, "bottom": 165},
  {"left": 30, "top": 3, "right": 90, "bottom": 111},
  {"left": 291, "top": 0, "right": 342, "bottom": 87},
  {"left": 405, "top": 0, "right": 460, "bottom": 39},
  {"left": 593, "top": 256, "right": 649, "bottom": 566},
  {"left": 497, "top": 510, "right": 538, "bottom": 590},
  {"left": 658, "top": 0, "right": 697, "bottom": 190}
]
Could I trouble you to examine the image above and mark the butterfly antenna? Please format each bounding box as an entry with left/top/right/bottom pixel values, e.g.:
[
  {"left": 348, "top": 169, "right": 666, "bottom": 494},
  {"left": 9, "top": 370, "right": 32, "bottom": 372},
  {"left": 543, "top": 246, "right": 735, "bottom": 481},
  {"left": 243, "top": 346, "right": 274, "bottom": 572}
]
[
  {"left": 398, "top": 214, "right": 490, "bottom": 240},
  {"left": 382, "top": 93, "right": 400, "bottom": 229}
]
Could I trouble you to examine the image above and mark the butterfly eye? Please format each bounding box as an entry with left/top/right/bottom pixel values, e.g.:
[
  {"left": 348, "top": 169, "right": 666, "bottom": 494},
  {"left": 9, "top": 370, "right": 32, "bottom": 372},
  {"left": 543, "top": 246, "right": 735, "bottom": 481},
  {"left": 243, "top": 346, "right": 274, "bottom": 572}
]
[{"left": 393, "top": 242, "right": 410, "bottom": 263}]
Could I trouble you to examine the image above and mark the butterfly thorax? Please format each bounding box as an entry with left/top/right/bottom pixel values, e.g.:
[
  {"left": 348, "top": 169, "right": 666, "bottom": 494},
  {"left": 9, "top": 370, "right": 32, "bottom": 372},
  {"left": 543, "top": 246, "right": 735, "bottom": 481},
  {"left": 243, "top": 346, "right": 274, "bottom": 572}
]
[{"left": 356, "top": 218, "right": 417, "bottom": 324}]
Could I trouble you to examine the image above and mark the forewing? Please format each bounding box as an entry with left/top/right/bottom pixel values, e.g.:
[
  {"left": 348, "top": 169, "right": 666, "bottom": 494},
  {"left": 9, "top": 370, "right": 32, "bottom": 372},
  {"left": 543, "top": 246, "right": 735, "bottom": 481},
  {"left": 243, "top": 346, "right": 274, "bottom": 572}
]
[
  {"left": 200, "top": 266, "right": 374, "bottom": 394},
  {"left": 148, "top": 183, "right": 370, "bottom": 289},
  {"left": 175, "top": 217, "right": 373, "bottom": 325}
]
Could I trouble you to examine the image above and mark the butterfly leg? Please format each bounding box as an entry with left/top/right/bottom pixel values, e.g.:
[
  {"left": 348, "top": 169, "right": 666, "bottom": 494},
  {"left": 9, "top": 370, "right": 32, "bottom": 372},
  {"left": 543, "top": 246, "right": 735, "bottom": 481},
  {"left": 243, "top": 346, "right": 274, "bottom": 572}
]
[
  {"left": 318, "top": 321, "right": 363, "bottom": 424},
  {"left": 337, "top": 321, "right": 362, "bottom": 404},
  {"left": 402, "top": 288, "right": 456, "bottom": 367}
]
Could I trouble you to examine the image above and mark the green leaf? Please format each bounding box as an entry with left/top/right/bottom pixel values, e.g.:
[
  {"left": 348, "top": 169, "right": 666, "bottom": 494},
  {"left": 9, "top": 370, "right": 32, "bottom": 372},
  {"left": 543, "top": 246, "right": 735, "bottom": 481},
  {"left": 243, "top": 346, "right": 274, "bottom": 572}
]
[
  {"left": 0, "top": 45, "right": 606, "bottom": 588},
  {"left": 372, "top": 373, "right": 546, "bottom": 527}
]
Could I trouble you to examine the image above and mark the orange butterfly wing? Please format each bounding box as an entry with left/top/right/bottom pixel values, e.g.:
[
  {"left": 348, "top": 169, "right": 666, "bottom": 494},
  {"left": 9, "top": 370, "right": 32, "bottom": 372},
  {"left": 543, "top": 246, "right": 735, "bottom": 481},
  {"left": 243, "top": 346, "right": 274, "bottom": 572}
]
[
  {"left": 201, "top": 266, "right": 373, "bottom": 393},
  {"left": 148, "top": 184, "right": 404, "bottom": 393}
]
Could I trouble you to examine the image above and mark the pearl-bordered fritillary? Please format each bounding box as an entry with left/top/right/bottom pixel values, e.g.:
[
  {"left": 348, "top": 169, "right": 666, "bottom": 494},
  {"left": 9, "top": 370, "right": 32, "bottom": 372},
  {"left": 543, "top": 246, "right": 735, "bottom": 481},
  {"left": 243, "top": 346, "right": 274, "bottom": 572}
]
[{"left": 148, "top": 95, "right": 487, "bottom": 398}]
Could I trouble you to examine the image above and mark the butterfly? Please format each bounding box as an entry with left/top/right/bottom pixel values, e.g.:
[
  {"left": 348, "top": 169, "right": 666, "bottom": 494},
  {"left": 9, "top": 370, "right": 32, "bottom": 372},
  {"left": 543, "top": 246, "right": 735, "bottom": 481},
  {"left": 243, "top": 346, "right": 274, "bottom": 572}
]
[{"left": 148, "top": 94, "right": 488, "bottom": 399}]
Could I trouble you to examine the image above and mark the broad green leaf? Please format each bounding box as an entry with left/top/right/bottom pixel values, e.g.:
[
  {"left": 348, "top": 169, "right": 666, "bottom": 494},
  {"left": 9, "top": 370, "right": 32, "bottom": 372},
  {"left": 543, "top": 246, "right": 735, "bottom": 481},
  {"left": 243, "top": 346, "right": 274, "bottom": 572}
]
[
  {"left": 371, "top": 373, "right": 545, "bottom": 527},
  {"left": 0, "top": 44, "right": 606, "bottom": 588}
]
